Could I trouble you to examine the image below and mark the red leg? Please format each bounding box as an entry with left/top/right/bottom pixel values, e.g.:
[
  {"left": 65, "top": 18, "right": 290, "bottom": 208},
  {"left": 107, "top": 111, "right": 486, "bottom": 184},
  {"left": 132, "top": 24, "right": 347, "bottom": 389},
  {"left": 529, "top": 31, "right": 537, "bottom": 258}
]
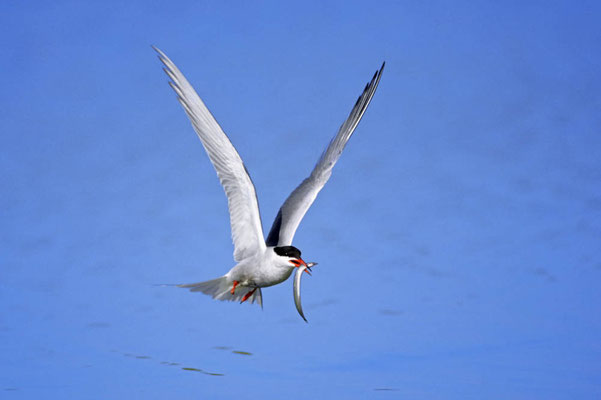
[
  {"left": 230, "top": 280, "right": 239, "bottom": 295},
  {"left": 240, "top": 288, "right": 257, "bottom": 303}
]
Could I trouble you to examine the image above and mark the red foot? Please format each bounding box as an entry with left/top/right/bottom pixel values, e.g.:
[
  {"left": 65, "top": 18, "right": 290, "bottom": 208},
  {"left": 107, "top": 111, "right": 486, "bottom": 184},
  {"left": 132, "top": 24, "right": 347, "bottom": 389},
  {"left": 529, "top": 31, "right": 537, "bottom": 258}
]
[
  {"left": 230, "top": 280, "right": 239, "bottom": 295},
  {"left": 240, "top": 288, "right": 257, "bottom": 303}
]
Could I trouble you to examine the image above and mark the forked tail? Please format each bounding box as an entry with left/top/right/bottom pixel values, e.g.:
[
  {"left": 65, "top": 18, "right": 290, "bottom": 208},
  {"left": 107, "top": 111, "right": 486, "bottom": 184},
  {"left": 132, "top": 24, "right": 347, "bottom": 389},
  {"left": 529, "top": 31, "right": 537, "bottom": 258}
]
[{"left": 178, "top": 276, "right": 263, "bottom": 308}]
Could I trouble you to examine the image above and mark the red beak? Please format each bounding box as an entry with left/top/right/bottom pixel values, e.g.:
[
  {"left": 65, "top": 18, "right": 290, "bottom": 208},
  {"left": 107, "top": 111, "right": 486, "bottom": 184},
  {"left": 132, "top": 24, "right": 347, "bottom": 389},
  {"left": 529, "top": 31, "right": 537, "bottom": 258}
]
[
  {"left": 290, "top": 258, "right": 311, "bottom": 275},
  {"left": 290, "top": 258, "right": 306, "bottom": 267}
]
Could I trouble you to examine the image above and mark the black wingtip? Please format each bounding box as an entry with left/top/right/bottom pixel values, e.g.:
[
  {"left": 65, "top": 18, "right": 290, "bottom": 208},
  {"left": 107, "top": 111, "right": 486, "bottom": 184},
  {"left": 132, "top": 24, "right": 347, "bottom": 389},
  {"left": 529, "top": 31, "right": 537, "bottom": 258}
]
[
  {"left": 368, "top": 62, "right": 385, "bottom": 85},
  {"left": 376, "top": 62, "right": 385, "bottom": 77}
]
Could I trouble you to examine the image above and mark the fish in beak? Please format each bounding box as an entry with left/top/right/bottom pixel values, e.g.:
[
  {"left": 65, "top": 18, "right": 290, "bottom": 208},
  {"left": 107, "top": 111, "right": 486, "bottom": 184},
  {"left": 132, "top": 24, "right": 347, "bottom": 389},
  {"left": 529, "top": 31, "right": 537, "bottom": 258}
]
[
  {"left": 290, "top": 258, "right": 312, "bottom": 275},
  {"left": 293, "top": 262, "right": 317, "bottom": 322}
]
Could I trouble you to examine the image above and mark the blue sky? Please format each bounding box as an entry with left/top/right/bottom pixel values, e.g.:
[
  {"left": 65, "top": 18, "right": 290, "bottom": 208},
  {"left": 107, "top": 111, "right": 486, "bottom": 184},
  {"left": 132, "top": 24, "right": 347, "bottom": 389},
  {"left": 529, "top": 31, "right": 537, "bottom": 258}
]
[{"left": 2, "top": 1, "right": 601, "bottom": 398}]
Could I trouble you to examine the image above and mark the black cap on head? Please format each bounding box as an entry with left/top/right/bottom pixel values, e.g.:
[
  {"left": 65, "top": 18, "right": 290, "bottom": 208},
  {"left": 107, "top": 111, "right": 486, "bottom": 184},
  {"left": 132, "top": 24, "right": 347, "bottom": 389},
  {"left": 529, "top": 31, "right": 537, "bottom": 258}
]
[{"left": 274, "top": 245, "right": 301, "bottom": 259}]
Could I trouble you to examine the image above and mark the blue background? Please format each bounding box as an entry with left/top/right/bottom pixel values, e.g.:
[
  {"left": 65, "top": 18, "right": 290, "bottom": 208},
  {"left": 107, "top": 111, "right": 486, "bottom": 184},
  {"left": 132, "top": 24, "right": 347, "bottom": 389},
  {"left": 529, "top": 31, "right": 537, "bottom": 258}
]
[{"left": 2, "top": 1, "right": 601, "bottom": 398}]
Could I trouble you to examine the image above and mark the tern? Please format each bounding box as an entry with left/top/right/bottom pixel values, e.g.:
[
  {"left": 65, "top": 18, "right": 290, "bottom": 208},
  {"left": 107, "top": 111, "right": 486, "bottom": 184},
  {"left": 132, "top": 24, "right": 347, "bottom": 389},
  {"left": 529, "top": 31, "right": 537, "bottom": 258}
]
[{"left": 154, "top": 47, "right": 384, "bottom": 320}]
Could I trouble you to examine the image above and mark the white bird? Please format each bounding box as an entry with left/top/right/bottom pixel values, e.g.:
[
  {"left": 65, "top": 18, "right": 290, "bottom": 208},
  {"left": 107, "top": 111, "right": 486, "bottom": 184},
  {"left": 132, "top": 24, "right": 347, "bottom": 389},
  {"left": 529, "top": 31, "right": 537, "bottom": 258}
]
[{"left": 154, "top": 46, "right": 384, "bottom": 320}]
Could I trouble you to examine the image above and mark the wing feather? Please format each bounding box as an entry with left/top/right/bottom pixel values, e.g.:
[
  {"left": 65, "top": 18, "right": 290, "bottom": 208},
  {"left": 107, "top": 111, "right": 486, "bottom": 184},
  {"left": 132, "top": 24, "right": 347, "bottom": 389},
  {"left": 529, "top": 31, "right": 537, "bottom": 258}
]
[
  {"left": 154, "top": 46, "right": 266, "bottom": 261},
  {"left": 266, "top": 63, "right": 385, "bottom": 246}
]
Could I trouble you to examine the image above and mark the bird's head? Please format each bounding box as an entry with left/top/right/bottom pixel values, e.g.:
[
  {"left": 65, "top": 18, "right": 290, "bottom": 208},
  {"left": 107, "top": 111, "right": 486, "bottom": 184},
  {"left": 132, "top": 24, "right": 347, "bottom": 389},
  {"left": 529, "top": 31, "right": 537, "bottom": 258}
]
[{"left": 273, "top": 245, "right": 308, "bottom": 270}]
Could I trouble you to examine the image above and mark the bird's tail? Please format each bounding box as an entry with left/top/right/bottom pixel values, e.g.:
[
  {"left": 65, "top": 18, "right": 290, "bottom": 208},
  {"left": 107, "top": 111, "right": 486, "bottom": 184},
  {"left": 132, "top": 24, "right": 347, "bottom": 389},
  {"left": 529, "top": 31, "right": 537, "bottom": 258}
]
[{"left": 178, "top": 276, "right": 263, "bottom": 307}]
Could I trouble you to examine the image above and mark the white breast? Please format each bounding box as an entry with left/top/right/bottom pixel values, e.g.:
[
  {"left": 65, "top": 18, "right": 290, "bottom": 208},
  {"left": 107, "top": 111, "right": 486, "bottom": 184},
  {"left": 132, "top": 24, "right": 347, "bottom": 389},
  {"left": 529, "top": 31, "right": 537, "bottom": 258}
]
[{"left": 226, "top": 248, "right": 294, "bottom": 288}]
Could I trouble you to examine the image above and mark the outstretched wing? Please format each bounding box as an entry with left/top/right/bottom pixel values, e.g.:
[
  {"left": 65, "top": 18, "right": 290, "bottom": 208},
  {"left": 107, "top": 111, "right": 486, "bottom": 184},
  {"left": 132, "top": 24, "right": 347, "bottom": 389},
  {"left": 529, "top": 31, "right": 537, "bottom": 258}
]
[
  {"left": 265, "top": 62, "right": 385, "bottom": 247},
  {"left": 154, "top": 47, "right": 266, "bottom": 261}
]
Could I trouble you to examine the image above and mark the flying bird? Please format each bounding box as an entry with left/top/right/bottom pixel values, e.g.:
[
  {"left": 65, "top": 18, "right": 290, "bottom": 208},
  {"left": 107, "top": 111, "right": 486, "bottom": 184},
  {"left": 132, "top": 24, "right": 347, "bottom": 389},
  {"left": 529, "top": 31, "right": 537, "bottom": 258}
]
[{"left": 154, "top": 46, "right": 384, "bottom": 321}]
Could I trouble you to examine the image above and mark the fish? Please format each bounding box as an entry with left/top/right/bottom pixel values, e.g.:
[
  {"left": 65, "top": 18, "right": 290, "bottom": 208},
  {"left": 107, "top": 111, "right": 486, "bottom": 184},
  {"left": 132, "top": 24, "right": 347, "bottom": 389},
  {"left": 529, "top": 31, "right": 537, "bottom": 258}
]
[{"left": 293, "top": 262, "right": 317, "bottom": 322}]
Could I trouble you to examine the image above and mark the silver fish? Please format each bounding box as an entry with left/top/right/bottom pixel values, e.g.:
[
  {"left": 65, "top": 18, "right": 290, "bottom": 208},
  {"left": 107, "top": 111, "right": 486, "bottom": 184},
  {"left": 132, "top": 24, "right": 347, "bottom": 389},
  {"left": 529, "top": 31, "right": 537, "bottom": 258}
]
[{"left": 294, "top": 262, "right": 317, "bottom": 322}]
